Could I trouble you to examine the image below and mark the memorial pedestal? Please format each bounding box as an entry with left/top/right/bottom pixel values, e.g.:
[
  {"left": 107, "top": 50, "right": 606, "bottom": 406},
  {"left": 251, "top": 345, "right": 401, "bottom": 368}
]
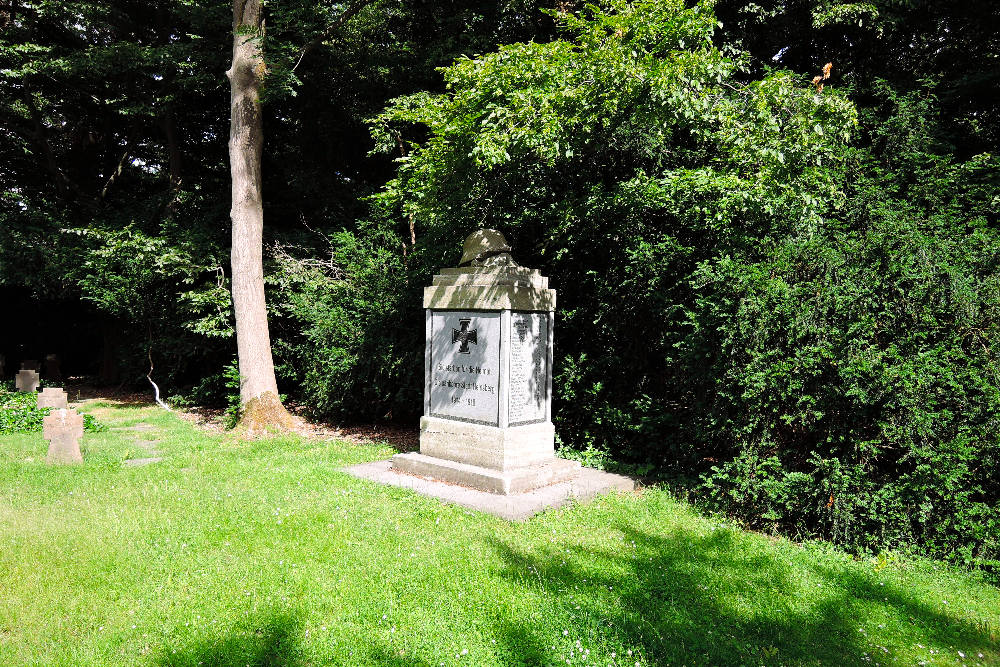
[{"left": 392, "top": 417, "right": 580, "bottom": 494}]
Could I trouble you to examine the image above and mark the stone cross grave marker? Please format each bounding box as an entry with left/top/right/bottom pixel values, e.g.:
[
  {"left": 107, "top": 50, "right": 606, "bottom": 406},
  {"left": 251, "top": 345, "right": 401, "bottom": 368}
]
[
  {"left": 38, "top": 387, "right": 69, "bottom": 409},
  {"left": 15, "top": 369, "right": 39, "bottom": 393},
  {"left": 392, "top": 229, "right": 580, "bottom": 494},
  {"left": 44, "top": 408, "right": 84, "bottom": 464}
]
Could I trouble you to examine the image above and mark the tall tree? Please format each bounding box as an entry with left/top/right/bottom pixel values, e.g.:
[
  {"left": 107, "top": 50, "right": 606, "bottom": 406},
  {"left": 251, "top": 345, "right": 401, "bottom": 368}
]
[
  {"left": 225, "top": 0, "right": 382, "bottom": 432},
  {"left": 226, "top": 0, "right": 296, "bottom": 432}
]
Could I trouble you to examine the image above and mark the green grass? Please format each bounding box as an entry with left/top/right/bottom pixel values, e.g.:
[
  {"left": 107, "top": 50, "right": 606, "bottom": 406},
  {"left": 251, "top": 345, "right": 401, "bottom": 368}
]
[{"left": 1, "top": 401, "right": 998, "bottom": 666}]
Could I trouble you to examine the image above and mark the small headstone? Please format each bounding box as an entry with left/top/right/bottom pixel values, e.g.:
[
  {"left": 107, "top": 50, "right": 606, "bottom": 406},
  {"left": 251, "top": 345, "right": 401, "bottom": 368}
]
[
  {"left": 21, "top": 359, "right": 40, "bottom": 372},
  {"left": 38, "top": 387, "right": 69, "bottom": 409},
  {"left": 15, "top": 369, "right": 40, "bottom": 393},
  {"left": 43, "top": 354, "right": 62, "bottom": 382},
  {"left": 43, "top": 409, "right": 85, "bottom": 464}
]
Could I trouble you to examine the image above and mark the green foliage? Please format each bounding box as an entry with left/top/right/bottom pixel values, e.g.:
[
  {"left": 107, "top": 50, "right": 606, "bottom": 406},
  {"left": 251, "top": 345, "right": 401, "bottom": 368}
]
[
  {"left": 269, "top": 227, "right": 424, "bottom": 421},
  {"left": 687, "top": 81, "right": 1000, "bottom": 567},
  {"left": 0, "top": 390, "right": 106, "bottom": 434},
  {"left": 0, "top": 390, "right": 47, "bottom": 433},
  {"left": 223, "top": 359, "right": 242, "bottom": 430},
  {"left": 0, "top": 0, "right": 234, "bottom": 386},
  {"left": 0, "top": 0, "right": 553, "bottom": 390},
  {"left": 357, "top": 0, "right": 1000, "bottom": 569}
]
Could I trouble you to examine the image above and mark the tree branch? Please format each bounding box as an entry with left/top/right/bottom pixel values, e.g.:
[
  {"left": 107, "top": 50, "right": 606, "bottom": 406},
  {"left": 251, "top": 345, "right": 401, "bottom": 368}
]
[
  {"left": 100, "top": 145, "right": 131, "bottom": 200},
  {"left": 21, "top": 89, "right": 88, "bottom": 200},
  {"left": 291, "top": 0, "right": 374, "bottom": 73},
  {"left": 147, "top": 346, "right": 171, "bottom": 411}
]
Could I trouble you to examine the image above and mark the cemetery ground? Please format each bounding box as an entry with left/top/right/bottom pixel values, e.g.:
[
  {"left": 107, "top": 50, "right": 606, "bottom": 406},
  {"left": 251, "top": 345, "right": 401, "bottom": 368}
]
[{"left": 0, "top": 399, "right": 998, "bottom": 667}]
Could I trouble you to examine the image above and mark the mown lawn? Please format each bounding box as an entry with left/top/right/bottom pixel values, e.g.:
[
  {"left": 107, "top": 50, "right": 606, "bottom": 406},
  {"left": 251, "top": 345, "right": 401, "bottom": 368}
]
[{"left": 0, "top": 400, "right": 997, "bottom": 667}]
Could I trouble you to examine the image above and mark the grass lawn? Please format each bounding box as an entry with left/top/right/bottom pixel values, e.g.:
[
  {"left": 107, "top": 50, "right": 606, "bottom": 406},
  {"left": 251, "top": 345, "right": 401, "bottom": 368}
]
[{"left": 0, "top": 400, "right": 997, "bottom": 667}]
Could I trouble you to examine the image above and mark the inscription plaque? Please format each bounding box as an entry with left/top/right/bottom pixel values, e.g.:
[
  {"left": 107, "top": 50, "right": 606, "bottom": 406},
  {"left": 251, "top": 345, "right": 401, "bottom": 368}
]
[
  {"left": 508, "top": 312, "right": 548, "bottom": 426},
  {"left": 429, "top": 310, "right": 501, "bottom": 425}
]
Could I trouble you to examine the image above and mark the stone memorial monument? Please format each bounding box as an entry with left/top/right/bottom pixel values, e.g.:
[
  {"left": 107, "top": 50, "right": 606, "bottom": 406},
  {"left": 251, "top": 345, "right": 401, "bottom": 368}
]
[
  {"left": 21, "top": 359, "right": 40, "bottom": 372},
  {"left": 44, "top": 408, "right": 84, "bottom": 464},
  {"left": 38, "top": 387, "right": 69, "bottom": 409},
  {"left": 392, "top": 230, "right": 581, "bottom": 494},
  {"left": 15, "top": 369, "right": 39, "bottom": 393}
]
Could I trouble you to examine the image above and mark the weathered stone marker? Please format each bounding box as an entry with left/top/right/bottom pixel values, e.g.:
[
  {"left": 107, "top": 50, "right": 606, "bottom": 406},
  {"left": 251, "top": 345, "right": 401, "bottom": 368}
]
[
  {"left": 38, "top": 387, "right": 69, "bottom": 409},
  {"left": 392, "top": 230, "right": 580, "bottom": 494},
  {"left": 21, "top": 359, "right": 40, "bottom": 372},
  {"left": 44, "top": 408, "right": 84, "bottom": 464},
  {"left": 15, "top": 369, "right": 40, "bottom": 393}
]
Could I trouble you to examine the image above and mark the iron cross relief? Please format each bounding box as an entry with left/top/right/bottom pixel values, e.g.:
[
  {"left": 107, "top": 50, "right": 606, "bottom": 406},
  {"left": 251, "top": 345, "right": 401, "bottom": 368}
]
[{"left": 452, "top": 318, "right": 478, "bottom": 354}]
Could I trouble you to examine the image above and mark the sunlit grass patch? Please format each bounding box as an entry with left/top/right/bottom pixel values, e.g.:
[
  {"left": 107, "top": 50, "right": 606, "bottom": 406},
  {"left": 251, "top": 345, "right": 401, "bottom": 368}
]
[{"left": 0, "top": 402, "right": 997, "bottom": 666}]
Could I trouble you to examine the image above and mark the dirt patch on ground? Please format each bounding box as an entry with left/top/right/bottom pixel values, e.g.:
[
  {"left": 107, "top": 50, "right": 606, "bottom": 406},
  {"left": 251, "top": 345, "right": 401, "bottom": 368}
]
[
  {"left": 176, "top": 403, "right": 418, "bottom": 452},
  {"left": 307, "top": 423, "right": 419, "bottom": 452},
  {"left": 66, "top": 384, "right": 418, "bottom": 452},
  {"left": 61, "top": 381, "right": 153, "bottom": 406}
]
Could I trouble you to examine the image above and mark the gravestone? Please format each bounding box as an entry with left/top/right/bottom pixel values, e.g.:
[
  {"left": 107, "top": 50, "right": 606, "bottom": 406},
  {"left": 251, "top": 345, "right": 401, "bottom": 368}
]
[
  {"left": 15, "top": 369, "right": 40, "bottom": 393},
  {"left": 43, "top": 408, "right": 84, "bottom": 464},
  {"left": 38, "top": 387, "right": 69, "bottom": 409},
  {"left": 392, "top": 230, "right": 580, "bottom": 494},
  {"left": 44, "top": 354, "right": 62, "bottom": 382},
  {"left": 21, "top": 359, "right": 40, "bottom": 372}
]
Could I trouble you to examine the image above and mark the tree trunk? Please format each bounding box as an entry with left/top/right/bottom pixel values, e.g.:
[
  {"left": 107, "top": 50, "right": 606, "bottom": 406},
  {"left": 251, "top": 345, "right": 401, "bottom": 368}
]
[{"left": 226, "top": 0, "right": 294, "bottom": 434}]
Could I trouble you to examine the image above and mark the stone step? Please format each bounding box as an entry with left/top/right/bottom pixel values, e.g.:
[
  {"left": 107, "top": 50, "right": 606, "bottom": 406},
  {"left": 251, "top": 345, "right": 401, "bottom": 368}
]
[{"left": 391, "top": 452, "right": 581, "bottom": 495}]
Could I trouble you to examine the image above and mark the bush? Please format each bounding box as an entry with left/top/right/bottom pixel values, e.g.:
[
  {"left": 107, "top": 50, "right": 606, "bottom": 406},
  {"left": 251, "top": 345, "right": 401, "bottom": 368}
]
[
  {"left": 0, "top": 390, "right": 107, "bottom": 434},
  {"left": 691, "top": 199, "right": 1000, "bottom": 565},
  {"left": 269, "top": 229, "right": 426, "bottom": 422}
]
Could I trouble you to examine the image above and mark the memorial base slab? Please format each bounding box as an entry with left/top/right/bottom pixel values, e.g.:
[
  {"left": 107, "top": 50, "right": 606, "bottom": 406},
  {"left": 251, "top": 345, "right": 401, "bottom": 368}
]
[
  {"left": 344, "top": 459, "right": 635, "bottom": 520},
  {"left": 391, "top": 451, "right": 580, "bottom": 495}
]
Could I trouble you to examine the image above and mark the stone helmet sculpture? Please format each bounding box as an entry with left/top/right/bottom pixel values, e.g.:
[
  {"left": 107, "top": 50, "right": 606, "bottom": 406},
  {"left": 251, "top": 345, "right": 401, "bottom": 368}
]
[{"left": 459, "top": 229, "right": 517, "bottom": 267}]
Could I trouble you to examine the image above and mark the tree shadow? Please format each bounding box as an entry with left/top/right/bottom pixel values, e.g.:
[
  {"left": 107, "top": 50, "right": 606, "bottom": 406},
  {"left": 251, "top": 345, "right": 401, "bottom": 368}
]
[
  {"left": 487, "top": 522, "right": 999, "bottom": 666},
  {"left": 156, "top": 611, "right": 304, "bottom": 667},
  {"left": 154, "top": 609, "right": 438, "bottom": 667}
]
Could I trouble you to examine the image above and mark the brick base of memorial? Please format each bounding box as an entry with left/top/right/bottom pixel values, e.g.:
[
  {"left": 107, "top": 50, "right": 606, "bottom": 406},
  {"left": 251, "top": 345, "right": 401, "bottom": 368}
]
[{"left": 342, "top": 459, "right": 635, "bottom": 520}]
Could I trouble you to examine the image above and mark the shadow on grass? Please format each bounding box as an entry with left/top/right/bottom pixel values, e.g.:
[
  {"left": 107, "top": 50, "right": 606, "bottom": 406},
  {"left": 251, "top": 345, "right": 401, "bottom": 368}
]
[
  {"left": 156, "top": 611, "right": 304, "bottom": 667},
  {"left": 155, "top": 610, "right": 436, "bottom": 667},
  {"left": 488, "top": 523, "right": 999, "bottom": 666}
]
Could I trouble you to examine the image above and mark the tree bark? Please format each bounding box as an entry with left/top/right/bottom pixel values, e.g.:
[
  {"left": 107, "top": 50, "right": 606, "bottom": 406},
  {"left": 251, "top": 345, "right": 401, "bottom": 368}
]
[{"left": 226, "top": 0, "right": 294, "bottom": 433}]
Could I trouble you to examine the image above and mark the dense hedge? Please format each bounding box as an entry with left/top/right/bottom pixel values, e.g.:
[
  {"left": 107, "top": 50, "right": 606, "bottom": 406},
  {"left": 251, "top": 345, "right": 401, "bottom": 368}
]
[{"left": 690, "top": 176, "right": 1000, "bottom": 568}]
